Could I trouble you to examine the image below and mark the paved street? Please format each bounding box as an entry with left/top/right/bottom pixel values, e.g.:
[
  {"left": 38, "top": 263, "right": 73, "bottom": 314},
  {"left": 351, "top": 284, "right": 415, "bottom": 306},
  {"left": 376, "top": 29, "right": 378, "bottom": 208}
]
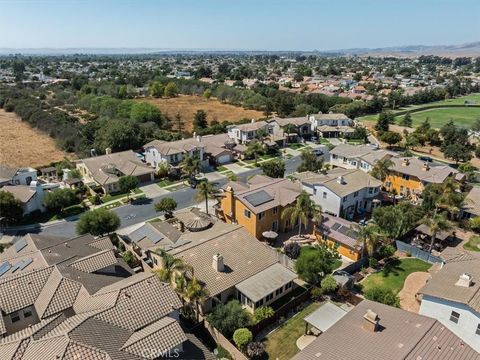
[{"left": 3, "top": 154, "right": 304, "bottom": 239}]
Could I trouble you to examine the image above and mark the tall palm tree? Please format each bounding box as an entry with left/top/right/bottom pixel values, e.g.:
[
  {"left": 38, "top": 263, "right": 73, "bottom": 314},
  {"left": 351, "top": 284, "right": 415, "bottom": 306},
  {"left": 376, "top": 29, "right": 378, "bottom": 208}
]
[
  {"left": 245, "top": 141, "right": 264, "bottom": 166},
  {"left": 436, "top": 178, "right": 465, "bottom": 218},
  {"left": 422, "top": 213, "right": 452, "bottom": 253},
  {"left": 194, "top": 180, "right": 217, "bottom": 215},
  {"left": 180, "top": 154, "right": 202, "bottom": 179},
  {"left": 282, "top": 191, "right": 317, "bottom": 236},
  {"left": 354, "top": 223, "right": 382, "bottom": 258},
  {"left": 185, "top": 276, "right": 209, "bottom": 321},
  {"left": 371, "top": 158, "right": 394, "bottom": 183},
  {"left": 154, "top": 250, "right": 192, "bottom": 284}
]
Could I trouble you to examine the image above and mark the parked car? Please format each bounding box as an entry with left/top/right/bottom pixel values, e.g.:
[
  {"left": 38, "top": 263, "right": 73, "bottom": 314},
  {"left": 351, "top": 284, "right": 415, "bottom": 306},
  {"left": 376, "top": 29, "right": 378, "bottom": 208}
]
[
  {"left": 312, "top": 148, "right": 324, "bottom": 156},
  {"left": 418, "top": 156, "right": 432, "bottom": 162}
]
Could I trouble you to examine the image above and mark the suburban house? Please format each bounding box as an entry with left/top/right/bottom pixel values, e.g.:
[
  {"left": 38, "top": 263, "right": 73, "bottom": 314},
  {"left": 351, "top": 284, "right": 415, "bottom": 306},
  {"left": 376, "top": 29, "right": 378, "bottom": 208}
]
[
  {"left": 144, "top": 137, "right": 207, "bottom": 170},
  {"left": 198, "top": 133, "right": 235, "bottom": 166},
  {"left": 315, "top": 214, "right": 362, "bottom": 261},
  {"left": 170, "top": 220, "right": 297, "bottom": 313},
  {"left": 0, "top": 165, "right": 37, "bottom": 187},
  {"left": 293, "top": 299, "right": 479, "bottom": 360},
  {"left": 2, "top": 181, "right": 46, "bottom": 215},
  {"left": 384, "top": 157, "right": 464, "bottom": 197},
  {"left": 226, "top": 120, "right": 270, "bottom": 144},
  {"left": 217, "top": 175, "right": 303, "bottom": 239},
  {"left": 330, "top": 143, "right": 397, "bottom": 172},
  {"left": 294, "top": 168, "right": 382, "bottom": 219},
  {"left": 0, "top": 233, "right": 212, "bottom": 359},
  {"left": 76, "top": 149, "right": 155, "bottom": 194},
  {"left": 269, "top": 116, "right": 313, "bottom": 143},
  {"left": 308, "top": 113, "right": 354, "bottom": 138},
  {"left": 418, "top": 250, "right": 480, "bottom": 352},
  {"left": 461, "top": 186, "right": 480, "bottom": 219}
]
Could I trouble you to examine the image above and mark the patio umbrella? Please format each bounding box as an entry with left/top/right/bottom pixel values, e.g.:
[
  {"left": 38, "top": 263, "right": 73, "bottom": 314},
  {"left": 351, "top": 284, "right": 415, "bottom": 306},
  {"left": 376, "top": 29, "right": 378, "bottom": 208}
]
[{"left": 262, "top": 231, "right": 278, "bottom": 241}]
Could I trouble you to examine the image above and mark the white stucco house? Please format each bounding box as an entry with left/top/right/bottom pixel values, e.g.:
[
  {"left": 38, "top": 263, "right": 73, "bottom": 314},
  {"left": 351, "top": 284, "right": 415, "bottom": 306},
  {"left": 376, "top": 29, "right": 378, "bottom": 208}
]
[
  {"left": 293, "top": 168, "right": 382, "bottom": 219},
  {"left": 330, "top": 143, "right": 398, "bottom": 172},
  {"left": 226, "top": 120, "right": 271, "bottom": 144},
  {"left": 144, "top": 137, "right": 207, "bottom": 170},
  {"left": 2, "top": 181, "right": 46, "bottom": 215},
  {"left": 0, "top": 165, "right": 38, "bottom": 187},
  {"left": 418, "top": 252, "right": 480, "bottom": 353}
]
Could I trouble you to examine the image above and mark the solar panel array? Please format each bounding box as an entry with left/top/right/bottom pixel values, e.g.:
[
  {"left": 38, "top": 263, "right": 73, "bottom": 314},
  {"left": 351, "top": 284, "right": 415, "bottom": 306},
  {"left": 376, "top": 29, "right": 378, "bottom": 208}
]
[
  {"left": 337, "top": 225, "right": 359, "bottom": 239},
  {"left": 0, "top": 262, "right": 11, "bottom": 277},
  {"left": 129, "top": 225, "right": 165, "bottom": 244},
  {"left": 14, "top": 238, "right": 27, "bottom": 253},
  {"left": 244, "top": 190, "right": 274, "bottom": 207},
  {"left": 331, "top": 223, "right": 341, "bottom": 231},
  {"left": 11, "top": 258, "right": 33, "bottom": 273}
]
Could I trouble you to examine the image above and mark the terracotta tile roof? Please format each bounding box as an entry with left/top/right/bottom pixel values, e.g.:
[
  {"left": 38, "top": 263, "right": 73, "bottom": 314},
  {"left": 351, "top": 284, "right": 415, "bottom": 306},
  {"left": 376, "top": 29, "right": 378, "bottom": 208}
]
[
  {"left": 63, "top": 341, "right": 112, "bottom": 360},
  {"left": 293, "top": 300, "right": 479, "bottom": 360},
  {"left": 144, "top": 138, "right": 204, "bottom": 155},
  {"left": 389, "top": 157, "right": 460, "bottom": 184},
  {"left": 69, "top": 250, "right": 118, "bottom": 274},
  {"left": 2, "top": 185, "right": 36, "bottom": 203}
]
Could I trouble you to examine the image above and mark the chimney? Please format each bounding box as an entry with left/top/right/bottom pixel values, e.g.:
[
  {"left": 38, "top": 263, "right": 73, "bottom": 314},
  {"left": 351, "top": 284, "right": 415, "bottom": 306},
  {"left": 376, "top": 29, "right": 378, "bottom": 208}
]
[
  {"left": 251, "top": 118, "right": 255, "bottom": 124},
  {"left": 105, "top": 147, "right": 112, "bottom": 155},
  {"left": 90, "top": 149, "right": 97, "bottom": 157},
  {"left": 196, "top": 135, "right": 202, "bottom": 142},
  {"left": 402, "top": 158, "right": 410, "bottom": 166},
  {"left": 455, "top": 273, "right": 473, "bottom": 288},
  {"left": 212, "top": 253, "right": 224, "bottom": 272},
  {"left": 363, "top": 309, "right": 379, "bottom": 332},
  {"left": 337, "top": 176, "right": 345, "bottom": 184},
  {"left": 422, "top": 162, "right": 430, "bottom": 171}
]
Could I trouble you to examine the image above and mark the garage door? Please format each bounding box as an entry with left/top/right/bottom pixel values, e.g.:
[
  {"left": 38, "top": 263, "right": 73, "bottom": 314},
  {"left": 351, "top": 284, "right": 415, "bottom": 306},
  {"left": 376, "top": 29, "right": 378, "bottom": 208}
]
[{"left": 217, "top": 154, "right": 231, "bottom": 164}]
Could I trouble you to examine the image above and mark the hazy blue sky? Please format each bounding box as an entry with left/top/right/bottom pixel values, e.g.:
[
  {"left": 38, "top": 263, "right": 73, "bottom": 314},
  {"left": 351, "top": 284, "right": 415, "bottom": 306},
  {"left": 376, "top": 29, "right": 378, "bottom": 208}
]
[{"left": 0, "top": 0, "right": 479, "bottom": 50}]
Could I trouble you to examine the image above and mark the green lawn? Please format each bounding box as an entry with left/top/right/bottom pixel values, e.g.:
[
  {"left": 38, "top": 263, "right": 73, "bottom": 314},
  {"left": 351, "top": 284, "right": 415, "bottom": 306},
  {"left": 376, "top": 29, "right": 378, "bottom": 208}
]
[
  {"left": 361, "top": 258, "right": 431, "bottom": 294},
  {"left": 396, "top": 107, "right": 480, "bottom": 129},
  {"left": 264, "top": 302, "right": 322, "bottom": 360},
  {"left": 156, "top": 179, "right": 180, "bottom": 188},
  {"left": 19, "top": 203, "right": 86, "bottom": 225},
  {"left": 217, "top": 165, "right": 228, "bottom": 172},
  {"left": 464, "top": 235, "right": 480, "bottom": 252},
  {"left": 102, "top": 191, "right": 129, "bottom": 203}
]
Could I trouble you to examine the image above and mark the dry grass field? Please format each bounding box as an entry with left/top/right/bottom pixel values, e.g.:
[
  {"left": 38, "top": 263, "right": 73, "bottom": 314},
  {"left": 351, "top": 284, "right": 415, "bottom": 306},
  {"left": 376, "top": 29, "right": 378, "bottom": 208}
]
[
  {"left": 141, "top": 95, "right": 265, "bottom": 131},
  {"left": 0, "top": 109, "right": 69, "bottom": 168}
]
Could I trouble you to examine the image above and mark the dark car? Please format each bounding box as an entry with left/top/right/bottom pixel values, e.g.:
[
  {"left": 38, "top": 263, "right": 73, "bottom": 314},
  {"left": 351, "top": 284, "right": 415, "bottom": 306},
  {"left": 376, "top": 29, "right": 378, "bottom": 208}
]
[
  {"left": 312, "top": 148, "right": 324, "bottom": 156},
  {"left": 418, "top": 156, "right": 432, "bottom": 163}
]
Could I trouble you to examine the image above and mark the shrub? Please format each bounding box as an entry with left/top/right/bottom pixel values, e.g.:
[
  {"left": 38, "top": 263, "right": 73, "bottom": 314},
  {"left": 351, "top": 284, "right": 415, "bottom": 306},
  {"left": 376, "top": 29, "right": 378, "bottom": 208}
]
[
  {"left": 154, "top": 197, "right": 177, "bottom": 218},
  {"left": 320, "top": 274, "right": 338, "bottom": 294},
  {"left": 295, "top": 244, "right": 340, "bottom": 284},
  {"left": 364, "top": 287, "right": 400, "bottom": 307},
  {"left": 88, "top": 194, "right": 102, "bottom": 205},
  {"left": 311, "top": 286, "right": 323, "bottom": 300},
  {"left": 233, "top": 328, "right": 252, "bottom": 350},
  {"left": 246, "top": 342, "right": 266, "bottom": 359},
  {"left": 253, "top": 306, "right": 274, "bottom": 324},
  {"left": 122, "top": 250, "right": 140, "bottom": 268},
  {"left": 284, "top": 242, "right": 301, "bottom": 259},
  {"left": 378, "top": 244, "right": 396, "bottom": 259},
  {"left": 206, "top": 300, "right": 251, "bottom": 338},
  {"left": 369, "top": 257, "right": 379, "bottom": 268},
  {"left": 214, "top": 346, "right": 232, "bottom": 359},
  {"left": 469, "top": 217, "right": 480, "bottom": 233}
]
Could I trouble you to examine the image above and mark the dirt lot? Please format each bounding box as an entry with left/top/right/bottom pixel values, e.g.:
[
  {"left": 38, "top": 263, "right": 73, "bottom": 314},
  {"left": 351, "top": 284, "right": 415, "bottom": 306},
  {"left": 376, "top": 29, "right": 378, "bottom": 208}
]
[
  {"left": 140, "top": 95, "right": 265, "bottom": 131},
  {"left": 0, "top": 109, "right": 69, "bottom": 168}
]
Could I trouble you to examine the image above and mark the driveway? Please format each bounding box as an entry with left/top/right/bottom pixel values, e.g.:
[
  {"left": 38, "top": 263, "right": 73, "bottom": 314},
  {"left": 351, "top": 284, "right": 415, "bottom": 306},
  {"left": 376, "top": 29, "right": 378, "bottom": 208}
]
[
  {"left": 328, "top": 138, "right": 342, "bottom": 146},
  {"left": 140, "top": 183, "right": 169, "bottom": 198}
]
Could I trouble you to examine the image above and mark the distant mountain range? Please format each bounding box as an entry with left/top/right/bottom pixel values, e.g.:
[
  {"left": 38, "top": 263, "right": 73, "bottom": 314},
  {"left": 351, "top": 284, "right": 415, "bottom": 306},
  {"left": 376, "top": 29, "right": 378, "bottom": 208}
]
[{"left": 0, "top": 42, "right": 479, "bottom": 57}]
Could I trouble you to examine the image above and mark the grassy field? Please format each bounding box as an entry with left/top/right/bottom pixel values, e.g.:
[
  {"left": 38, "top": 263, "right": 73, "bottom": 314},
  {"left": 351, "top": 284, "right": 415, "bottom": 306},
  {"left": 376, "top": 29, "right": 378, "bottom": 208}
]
[
  {"left": 359, "top": 93, "right": 480, "bottom": 128},
  {"left": 464, "top": 235, "right": 480, "bottom": 252},
  {"left": 264, "top": 302, "right": 322, "bottom": 360},
  {"left": 0, "top": 109, "right": 69, "bottom": 167},
  {"left": 140, "top": 95, "right": 264, "bottom": 131},
  {"left": 361, "top": 258, "right": 431, "bottom": 294}
]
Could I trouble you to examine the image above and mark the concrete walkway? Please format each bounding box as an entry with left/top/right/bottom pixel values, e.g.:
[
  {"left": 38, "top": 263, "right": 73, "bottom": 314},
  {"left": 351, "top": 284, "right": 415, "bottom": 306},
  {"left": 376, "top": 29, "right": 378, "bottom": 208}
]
[{"left": 398, "top": 271, "right": 431, "bottom": 313}]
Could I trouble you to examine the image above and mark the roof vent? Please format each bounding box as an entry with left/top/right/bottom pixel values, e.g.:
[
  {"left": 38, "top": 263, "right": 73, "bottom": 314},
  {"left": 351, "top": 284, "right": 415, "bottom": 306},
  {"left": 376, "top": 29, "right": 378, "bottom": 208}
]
[
  {"left": 422, "top": 162, "right": 430, "bottom": 171},
  {"left": 363, "top": 309, "right": 379, "bottom": 332},
  {"left": 212, "top": 253, "right": 224, "bottom": 272},
  {"left": 455, "top": 273, "right": 473, "bottom": 288},
  {"left": 105, "top": 147, "right": 112, "bottom": 155},
  {"left": 337, "top": 176, "right": 345, "bottom": 184},
  {"left": 251, "top": 118, "right": 255, "bottom": 123},
  {"left": 402, "top": 158, "right": 410, "bottom": 166}
]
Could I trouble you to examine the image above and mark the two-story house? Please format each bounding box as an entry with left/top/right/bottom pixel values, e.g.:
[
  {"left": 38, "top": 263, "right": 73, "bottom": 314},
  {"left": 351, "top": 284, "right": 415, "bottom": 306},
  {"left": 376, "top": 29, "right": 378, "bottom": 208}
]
[
  {"left": 294, "top": 168, "right": 382, "bottom": 219},
  {"left": 419, "top": 251, "right": 480, "bottom": 353},
  {"left": 226, "top": 120, "right": 271, "bottom": 144},
  {"left": 0, "top": 165, "right": 37, "bottom": 187},
  {"left": 384, "top": 157, "right": 464, "bottom": 197},
  {"left": 268, "top": 116, "right": 313, "bottom": 143},
  {"left": 308, "top": 113, "right": 354, "bottom": 138},
  {"left": 144, "top": 137, "right": 207, "bottom": 170},
  {"left": 217, "top": 175, "right": 303, "bottom": 239},
  {"left": 330, "top": 144, "right": 397, "bottom": 172},
  {"left": 2, "top": 181, "right": 46, "bottom": 215},
  {"left": 76, "top": 149, "right": 155, "bottom": 194}
]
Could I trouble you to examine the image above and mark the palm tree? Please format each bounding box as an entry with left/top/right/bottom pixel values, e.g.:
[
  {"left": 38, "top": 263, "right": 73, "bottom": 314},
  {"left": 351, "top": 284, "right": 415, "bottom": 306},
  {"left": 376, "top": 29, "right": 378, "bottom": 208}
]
[
  {"left": 354, "top": 223, "right": 382, "bottom": 258},
  {"left": 282, "top": 191, "right": 317, "bottom": 236},
  {"left": 154, "top": 250, "right": 192, "bottom": 284},
  {"left": 245, "top": 141, "right": 264, "bottom": 166},
  {"left": 180, "top": 154, "right": 202, "bottom": 179},
  {"left": 371, "top": 158, "right": 394, "bottom": 183},
  {"left": 194, "top": 180, "right": 217, "bottom": 215},
  {"left": 422, "top": 213, "right": 452, "bottom": 253},
  {"left": 185, "top": 276, "right": 209, "bottom": 321},
  {"left": 436, "top": 178, "right": 465, "bottom": 218}
]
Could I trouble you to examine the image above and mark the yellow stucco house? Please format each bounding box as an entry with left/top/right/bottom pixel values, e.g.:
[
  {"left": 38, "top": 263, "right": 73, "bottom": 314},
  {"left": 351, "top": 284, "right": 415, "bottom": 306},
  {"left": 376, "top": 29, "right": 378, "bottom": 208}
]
[{"left": 216, "top": 175, "right": 303, "bottom": 239}]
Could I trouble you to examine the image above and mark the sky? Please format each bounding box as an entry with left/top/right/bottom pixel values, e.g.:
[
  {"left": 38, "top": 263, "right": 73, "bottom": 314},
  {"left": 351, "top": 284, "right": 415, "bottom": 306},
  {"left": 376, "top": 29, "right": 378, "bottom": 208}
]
[{"left": 0, "top": 0, "right": 479, "bottom": 51}]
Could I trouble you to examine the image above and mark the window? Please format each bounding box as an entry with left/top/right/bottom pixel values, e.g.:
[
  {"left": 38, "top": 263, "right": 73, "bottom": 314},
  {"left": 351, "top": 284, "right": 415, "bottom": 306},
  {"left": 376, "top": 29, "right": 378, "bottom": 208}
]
[
  {"left": 285, "top": 281, "right": 292, "bottom": 290},
  {"left": 266, "top": 293, "right": 274, "bottom": 302},
  {"left": 244, "top": 209, "right": 251, "bottom": 218},
  {"left": 450, "top": 311, "right": 460, "bottom": 324},
  {"left": 354, "top": 191, "right": 359, "bottom": 197},
  {"left": 272, "top": 206, "right": 278, "bottom": 215},
  {"left": 352, "top": 161, "right": 357, "bottom": 166},
  {"left": 402, "top": 174, "right": 410, "bottom": 180},
  {"left": 272, "top": 221, "right": 278, "bottom": 231},
  {"left": 323, "top": 192, "right": 327, "bottom": 199},
  {"left": 476, "top": 324, "right": 480, "bottom": 335},
  {"left": 258, "top": 212, "right": 265, "bottom": 220},
  {"left": 313, "top": 188, "right": 317, "bottom": 195},
  {"left": 343, "top": 196, "right": 347, "bottom": 201},
  {"left": 23, "top": 308, "right": 32, "bottom": 318},
  {"left": 10, "top": 312, "right": 20, "bottom": 323},
  {"left": 368, "top": 187, "right": 374, "bottom": 194}
]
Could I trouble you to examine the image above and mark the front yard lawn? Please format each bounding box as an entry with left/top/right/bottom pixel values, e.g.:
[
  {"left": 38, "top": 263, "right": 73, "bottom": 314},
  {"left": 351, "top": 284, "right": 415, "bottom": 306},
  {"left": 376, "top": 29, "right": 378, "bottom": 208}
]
[
  {"left": 361, "top": 258, "right": 431, "bottom": 295},
  {"left": 19, "top": 204, "right": 86, "bottom": 224},
  {"left": 264, "top": 302, "right": 321, "bottom": 360},
  {"left": 102, "top": 191, "right": 129, "bottom": 203},
  {"left": 464, "top": 235, "right": 480, "bottom": 252}
]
